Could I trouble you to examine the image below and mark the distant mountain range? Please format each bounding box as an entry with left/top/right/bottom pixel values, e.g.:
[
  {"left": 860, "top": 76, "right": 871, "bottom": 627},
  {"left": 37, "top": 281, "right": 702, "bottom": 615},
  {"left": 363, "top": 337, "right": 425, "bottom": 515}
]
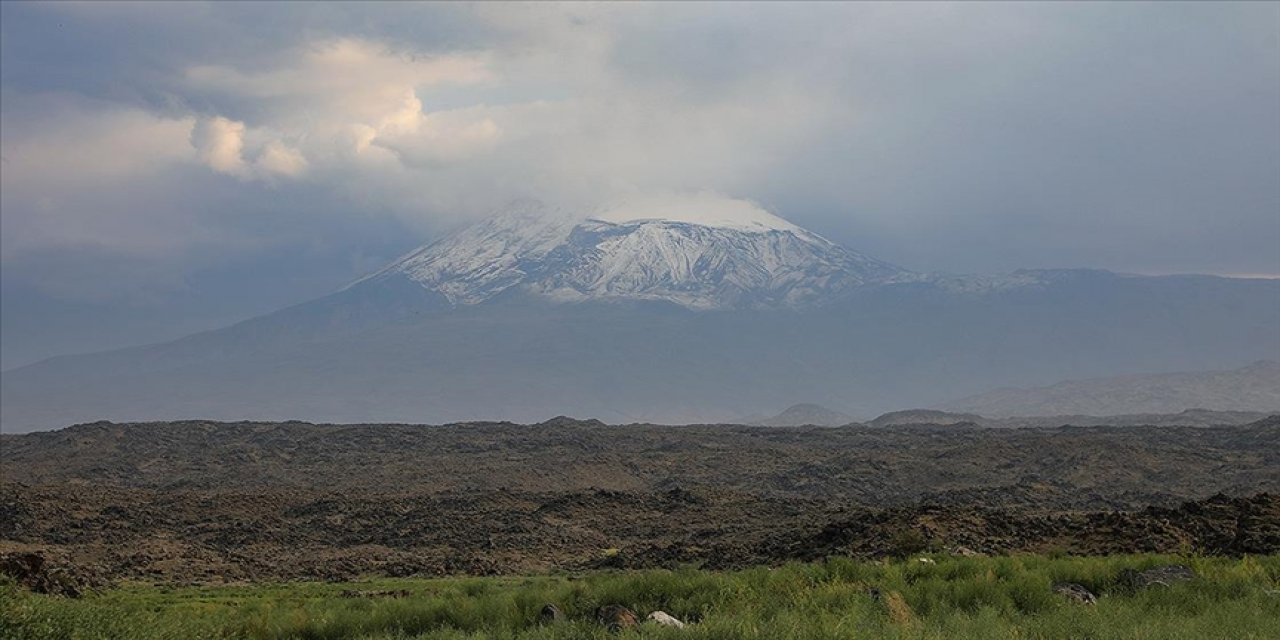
[
  {"left": 3, "top": 201, "right": 1278, "bottom": 432},
  {"left": 745, "top": 404, "right": 1273, "bottom": 429},
  {"left": 943, "top": 360, "right": 1280, "bottom": 417}
]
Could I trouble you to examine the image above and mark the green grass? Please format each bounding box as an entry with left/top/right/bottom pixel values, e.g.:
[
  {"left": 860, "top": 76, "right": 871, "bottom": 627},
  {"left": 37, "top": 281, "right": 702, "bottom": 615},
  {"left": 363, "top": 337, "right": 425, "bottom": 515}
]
[{"left": 3, "top": 554, "right": 1278, "bottom": 639}]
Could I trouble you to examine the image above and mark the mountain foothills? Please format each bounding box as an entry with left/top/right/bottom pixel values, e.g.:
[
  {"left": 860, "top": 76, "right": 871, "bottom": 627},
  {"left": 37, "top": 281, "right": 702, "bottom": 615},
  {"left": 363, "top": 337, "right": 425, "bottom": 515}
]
[{"left": 3, "top": 200, "right": 1278, "bottom": 432}]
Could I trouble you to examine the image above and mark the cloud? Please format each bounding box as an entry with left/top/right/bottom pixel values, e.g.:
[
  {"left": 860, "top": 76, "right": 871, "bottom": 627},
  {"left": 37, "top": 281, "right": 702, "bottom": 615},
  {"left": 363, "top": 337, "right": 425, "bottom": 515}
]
[
  {"left": 370, "top": 91, "right": 502, "bottom": 165},
  {"left": 191, "top": 116, "right": 308, "bottom": 180},
  {"left": 255, "top": 140, "right": 308, "bottom": 178},
  {"left": 0, "top": 100, "right": 195, "bottom": 183},
  {"left": 186, "top": 37, "right": 493, "bottom": 104},
  {"left": 2, "top": 1, "right": 1277, "bottom": 285},
  {"left": 0, "top": 98, "right": 204, "bottom": 260},
  {"left": 192, "top": 116, "right": 249, "bottom": 177}
]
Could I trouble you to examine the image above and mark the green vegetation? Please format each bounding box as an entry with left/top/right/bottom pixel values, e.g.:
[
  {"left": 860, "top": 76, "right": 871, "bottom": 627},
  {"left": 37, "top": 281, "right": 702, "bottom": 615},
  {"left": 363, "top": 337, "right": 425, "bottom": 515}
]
[{"left": 3, "top": 554, "right": 1278, "bottom": 639}]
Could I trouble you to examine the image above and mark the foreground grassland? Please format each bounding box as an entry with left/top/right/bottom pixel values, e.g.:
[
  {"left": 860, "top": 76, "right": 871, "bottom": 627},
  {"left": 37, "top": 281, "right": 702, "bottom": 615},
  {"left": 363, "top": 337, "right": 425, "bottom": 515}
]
[{"left": 3, "top": 555, "right": 1278, "bottom": 639}]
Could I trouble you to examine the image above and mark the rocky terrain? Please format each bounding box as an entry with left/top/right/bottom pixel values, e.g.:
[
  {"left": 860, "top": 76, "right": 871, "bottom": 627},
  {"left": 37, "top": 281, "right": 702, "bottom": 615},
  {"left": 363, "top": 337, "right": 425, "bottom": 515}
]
[
  {"left": 5, "top": 417, "right": 1279, "bottom": 500},
  {"left": 2, "top": 416, "right": 1278, "bottom": 584}
]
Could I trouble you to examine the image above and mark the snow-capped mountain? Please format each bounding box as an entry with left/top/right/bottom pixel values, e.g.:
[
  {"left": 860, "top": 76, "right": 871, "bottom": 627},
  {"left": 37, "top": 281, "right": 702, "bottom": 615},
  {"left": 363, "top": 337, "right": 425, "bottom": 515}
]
[{"left": 363, "top": 199, "right": 907, "bottom": 310}]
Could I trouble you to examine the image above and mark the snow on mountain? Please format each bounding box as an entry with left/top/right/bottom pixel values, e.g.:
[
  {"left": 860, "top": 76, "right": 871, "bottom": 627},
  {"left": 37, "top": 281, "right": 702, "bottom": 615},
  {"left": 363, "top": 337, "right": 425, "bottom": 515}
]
[
  {"left": 360, "top": 201, "right": 579, "bottom": 305},
  {"left": 589, "top": 193, "right": 804, "bottom": 233},
  {"left": 364, "top": 197, "right": 909, "bottom": 310}
]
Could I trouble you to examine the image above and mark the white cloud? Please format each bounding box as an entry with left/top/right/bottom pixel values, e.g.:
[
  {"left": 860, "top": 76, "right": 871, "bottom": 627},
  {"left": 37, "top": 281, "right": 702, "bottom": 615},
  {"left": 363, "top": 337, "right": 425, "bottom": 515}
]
[
  {"left": 179, "top": 37, "right": 509, "bottom": 190},
  {"left": 186, "top": 37, "right": 493, "bottom": 123},
  {"left": 192, "top": 116, "right": 249, "bottom": 177},
  {"left": 255, "top": 140, "right": 308, "bottom": 178},
  {"left": 191, "top": 116, "right": 309, "bottom": 181},
  {"left": 371, "top": 91, "right": 502, "bottom": 165}
]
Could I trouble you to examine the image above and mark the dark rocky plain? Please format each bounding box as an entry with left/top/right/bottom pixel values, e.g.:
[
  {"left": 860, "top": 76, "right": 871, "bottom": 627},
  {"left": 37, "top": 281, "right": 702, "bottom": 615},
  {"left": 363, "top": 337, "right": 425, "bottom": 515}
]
[{"left": 2, "top": 416, "right": 1278, "bottom": 585}]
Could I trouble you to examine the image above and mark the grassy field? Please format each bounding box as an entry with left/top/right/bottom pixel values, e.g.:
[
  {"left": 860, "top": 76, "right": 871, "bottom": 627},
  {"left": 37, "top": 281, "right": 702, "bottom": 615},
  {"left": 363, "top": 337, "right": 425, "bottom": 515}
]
[{"left": 3, "top": 554, "right": 1278, "bottom": 639}]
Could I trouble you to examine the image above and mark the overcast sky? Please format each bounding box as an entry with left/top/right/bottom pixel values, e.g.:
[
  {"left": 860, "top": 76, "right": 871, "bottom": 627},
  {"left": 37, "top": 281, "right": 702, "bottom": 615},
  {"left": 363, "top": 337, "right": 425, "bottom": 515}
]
[{"left": 2, "top": 1, "right": 1278, "bottom": 368}]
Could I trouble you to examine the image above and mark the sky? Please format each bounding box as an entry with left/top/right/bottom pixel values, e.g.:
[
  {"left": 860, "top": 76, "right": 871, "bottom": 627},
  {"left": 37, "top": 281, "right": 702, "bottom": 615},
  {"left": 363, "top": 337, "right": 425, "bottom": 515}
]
[{"left": 2, "top": 1, "right": 1278, "bottom": 368}]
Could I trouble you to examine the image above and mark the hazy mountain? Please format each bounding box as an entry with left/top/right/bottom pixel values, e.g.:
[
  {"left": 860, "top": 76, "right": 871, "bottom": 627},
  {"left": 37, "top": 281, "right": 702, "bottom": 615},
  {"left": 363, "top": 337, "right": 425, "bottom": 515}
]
[
  {"left": 861, "top": 408, "right": 1274, "bottom": 429},
  {"left": 944, "top": 361, "right": 1280, "bottom": 417},
  {"left": 3, "top": 204, "right": 1278, "bottom": 433},
  {"left": 747, "top": 404, "right": 857, "bottom": 427},
  {"left": 867, "top": 409, "right": 985, "bottom": 428}
]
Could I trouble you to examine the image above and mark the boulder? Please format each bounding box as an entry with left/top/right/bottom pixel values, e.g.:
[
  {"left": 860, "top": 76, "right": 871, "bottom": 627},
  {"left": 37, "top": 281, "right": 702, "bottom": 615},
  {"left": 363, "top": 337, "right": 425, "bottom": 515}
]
[
  {"left": 647, "top": 610, "right": 687, "bottom": 628},
  {"left": 539, "top": 603, "right": 564, "bottom": 624},
  {"left": 596, "top": 604, "right": 639, "bottom": 632},
  {"left": 1052, "top": 582, "right": 1097, "bottom": 605}
]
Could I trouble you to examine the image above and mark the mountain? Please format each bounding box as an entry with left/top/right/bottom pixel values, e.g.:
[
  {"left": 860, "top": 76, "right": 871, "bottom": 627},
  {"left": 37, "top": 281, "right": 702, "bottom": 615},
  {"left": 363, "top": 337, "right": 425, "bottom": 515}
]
[
  {"left": 861, "top": 407, "right": 1275, "bottom": 428},
  {"left": 867, "top": 409, "right": 984, "bottom": 428},
  {"left": 747, "top": 404, "right": 857, "bottom": 427},
  {"left": 943, "top": 361, "right": 1280, "bottom": 417},
  {"left": 360, "top": 200, "right": 907, "bottom": 311},
  {"left": 3, "top": 201, "right": 1278, "bottom": 432}
]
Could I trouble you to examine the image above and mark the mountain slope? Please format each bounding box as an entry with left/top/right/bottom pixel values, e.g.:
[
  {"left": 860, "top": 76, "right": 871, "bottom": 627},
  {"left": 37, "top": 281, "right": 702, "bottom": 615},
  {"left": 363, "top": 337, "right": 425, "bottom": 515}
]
[{"left": 944, "top": 361, "right": 1280, "bottom": 417}]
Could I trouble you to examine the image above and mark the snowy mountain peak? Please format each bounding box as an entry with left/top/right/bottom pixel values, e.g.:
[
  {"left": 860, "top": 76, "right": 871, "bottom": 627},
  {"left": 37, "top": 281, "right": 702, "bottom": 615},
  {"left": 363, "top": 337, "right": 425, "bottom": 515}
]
[
  {"left": 368, "top": 197, "right": 909, "bottom": 310},
  {"left": 589, "top": 194, "right": 804, "bottom": 234}
]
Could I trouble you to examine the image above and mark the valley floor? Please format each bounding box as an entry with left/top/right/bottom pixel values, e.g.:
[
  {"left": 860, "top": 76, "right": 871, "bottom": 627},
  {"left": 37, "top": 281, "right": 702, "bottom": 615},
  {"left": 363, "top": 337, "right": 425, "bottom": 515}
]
[{"left": 3, "top": 554, "right": 1279, "bottom": 639}]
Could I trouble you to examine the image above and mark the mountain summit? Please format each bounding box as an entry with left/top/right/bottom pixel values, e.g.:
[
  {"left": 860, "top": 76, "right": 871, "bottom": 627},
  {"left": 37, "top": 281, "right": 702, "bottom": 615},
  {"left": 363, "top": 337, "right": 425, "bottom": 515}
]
[{"left": 361, "top": 198, "right": 907, "bottom": 310}]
